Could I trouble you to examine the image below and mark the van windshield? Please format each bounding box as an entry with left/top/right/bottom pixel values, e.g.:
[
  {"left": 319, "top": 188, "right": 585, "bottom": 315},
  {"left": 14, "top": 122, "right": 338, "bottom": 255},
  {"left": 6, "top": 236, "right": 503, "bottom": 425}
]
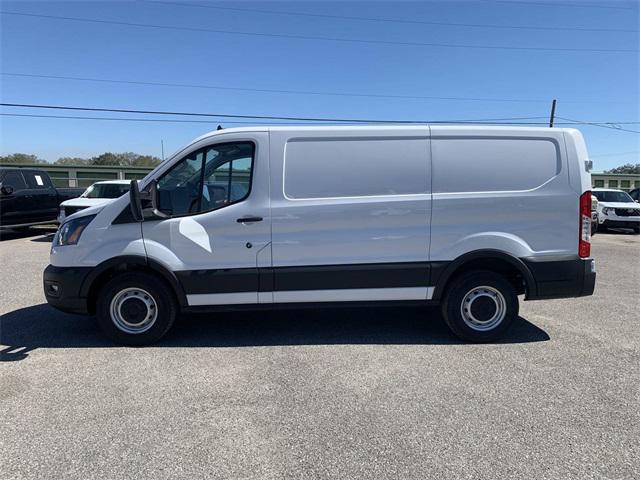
[
  {"left": 82, "top": 183, "right": 130, "bottom": 199},
  {"left": 593, "top": 191, "right": 634, "bottom": 203}
]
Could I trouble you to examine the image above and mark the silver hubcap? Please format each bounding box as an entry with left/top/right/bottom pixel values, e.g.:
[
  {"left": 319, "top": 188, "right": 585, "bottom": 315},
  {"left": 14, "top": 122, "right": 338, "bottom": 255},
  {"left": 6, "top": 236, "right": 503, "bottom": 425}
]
[
  {"left": 109, "top": 287, "right": 158, "bottom": 334},
  {"left": 460, "top": 286, "right": 506, "bottom": 332}
]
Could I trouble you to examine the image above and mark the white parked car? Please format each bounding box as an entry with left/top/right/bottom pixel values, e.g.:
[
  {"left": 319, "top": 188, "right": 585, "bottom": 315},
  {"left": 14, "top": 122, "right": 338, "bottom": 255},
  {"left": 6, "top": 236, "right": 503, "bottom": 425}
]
[
  {"left": 44, "top": 126, "right": 596, "bottom": 345},
  {"left": 592, "top": 188, "right": 640, "bottom": 233},
  {"left": 58, "top": 180, "right": 131, "bottom": 223}
]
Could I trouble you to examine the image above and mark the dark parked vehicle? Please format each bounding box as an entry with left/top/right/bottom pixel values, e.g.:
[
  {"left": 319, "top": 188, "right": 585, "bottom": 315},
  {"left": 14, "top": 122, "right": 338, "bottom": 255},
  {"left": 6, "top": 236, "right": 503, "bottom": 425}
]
[
  {"left": 0, "top": 167, "right": 84, "bottom": 229},
  {"left": 629, "top": 188, "right": 640, "bottom": 203}
]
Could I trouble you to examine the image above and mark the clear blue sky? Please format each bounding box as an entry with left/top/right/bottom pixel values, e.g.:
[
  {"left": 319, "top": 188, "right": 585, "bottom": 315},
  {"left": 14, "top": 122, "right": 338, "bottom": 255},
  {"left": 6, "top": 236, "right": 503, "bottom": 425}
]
[{"left": 1, "top": 0, "right": 638, "bottom": 171}]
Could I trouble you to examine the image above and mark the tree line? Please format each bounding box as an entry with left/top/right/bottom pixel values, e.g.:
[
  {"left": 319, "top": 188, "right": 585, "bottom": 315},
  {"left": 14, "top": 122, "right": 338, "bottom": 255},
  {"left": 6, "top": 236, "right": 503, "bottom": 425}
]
[
  {"left": 0, "top": 152, "right": 162, "bottom": 167},
  {"left": 604, "top": 163, "right": 640, "bottom": 174}
]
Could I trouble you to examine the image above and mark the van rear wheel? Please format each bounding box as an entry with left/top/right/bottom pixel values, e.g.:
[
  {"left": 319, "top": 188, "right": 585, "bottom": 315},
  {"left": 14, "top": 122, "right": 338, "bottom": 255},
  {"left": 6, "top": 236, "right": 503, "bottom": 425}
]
[
  {"left": 442, "top": 271, "right": 518, "bottom": 342},
  {"left": 96, "top": 272, "right": 177, "bottom": 346}
]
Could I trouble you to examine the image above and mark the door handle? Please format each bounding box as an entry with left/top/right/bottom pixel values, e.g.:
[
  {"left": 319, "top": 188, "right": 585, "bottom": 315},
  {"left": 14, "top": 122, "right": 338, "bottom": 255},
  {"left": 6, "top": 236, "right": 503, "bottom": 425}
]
[{"left": 236, "top": 216, "right": 263, "bottom": 223}]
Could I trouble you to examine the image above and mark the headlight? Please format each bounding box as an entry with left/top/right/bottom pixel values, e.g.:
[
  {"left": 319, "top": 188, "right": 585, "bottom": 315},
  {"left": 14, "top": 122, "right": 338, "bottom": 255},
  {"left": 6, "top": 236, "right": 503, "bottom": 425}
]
[
  {"left": 602, "top": 207, "right": 612, "bottom": 215},
  {"left": 56, "top": 215, "right": 96, "bottom": 246}
]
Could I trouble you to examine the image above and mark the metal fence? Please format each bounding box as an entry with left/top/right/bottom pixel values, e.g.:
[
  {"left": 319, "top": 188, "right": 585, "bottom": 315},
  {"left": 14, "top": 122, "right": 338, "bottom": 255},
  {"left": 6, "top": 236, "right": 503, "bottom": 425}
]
[{"left": 591, "top": 173, "right": 640, "bottom": 192}]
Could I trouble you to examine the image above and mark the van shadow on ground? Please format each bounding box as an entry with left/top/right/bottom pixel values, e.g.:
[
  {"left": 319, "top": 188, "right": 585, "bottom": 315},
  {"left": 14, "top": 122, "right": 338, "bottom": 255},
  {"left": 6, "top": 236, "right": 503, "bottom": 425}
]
[{"left": 1, "top": 304, "right": 549, "bottom": 361}]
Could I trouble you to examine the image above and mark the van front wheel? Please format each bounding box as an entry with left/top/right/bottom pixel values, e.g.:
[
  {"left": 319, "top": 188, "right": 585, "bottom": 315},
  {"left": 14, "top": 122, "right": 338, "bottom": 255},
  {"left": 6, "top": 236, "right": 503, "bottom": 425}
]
[
  {"left": 441, "top": 271, "right": 518, "bottom": 342},
  {"left": 96, "top": 272, "right": 177, "bottom": 346}
]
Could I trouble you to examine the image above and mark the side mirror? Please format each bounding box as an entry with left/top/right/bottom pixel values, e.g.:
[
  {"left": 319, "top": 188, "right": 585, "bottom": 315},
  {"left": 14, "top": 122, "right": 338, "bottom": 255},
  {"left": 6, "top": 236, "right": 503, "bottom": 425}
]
[
  {"left": 0, "top": 184, "right": 14, "bottom": 195},
  {"left": 149, "top": 179, "right": 169, "bottom": 219},
  {"left": 129, "top": 180, "right": 144, "bottom": 222}
]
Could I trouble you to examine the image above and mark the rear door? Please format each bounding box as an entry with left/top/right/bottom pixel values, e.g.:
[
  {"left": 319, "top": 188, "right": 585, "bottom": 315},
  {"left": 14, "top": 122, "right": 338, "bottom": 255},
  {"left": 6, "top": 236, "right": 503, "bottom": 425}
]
[
  {"left": 0, "top": 170, "right": 30, "bottom": 226},
  {"left": 269, "top": 127, "right": 432, "bottom": 303},
  {"left": 22, "top": 170, "right": 59, "bottom": 222},
  {"left": 141, "top": 132, "right": 271, "bottom": 306}
]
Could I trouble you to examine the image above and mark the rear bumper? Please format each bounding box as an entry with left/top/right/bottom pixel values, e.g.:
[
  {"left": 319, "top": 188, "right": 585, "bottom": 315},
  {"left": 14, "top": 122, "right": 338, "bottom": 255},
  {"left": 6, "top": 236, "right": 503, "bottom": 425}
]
[
  {"left": 523, "top": 257, "right": 596, "bottom": 300},
  {"left": 43, "top": 264, "right": 92, "bottom": 314}
]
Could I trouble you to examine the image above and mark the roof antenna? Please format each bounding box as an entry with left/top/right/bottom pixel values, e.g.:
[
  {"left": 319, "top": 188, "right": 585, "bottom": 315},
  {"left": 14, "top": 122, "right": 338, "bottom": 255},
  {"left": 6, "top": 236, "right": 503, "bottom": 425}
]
[{"left": 217, "top": 125, "right": 223, "bottom": 130}]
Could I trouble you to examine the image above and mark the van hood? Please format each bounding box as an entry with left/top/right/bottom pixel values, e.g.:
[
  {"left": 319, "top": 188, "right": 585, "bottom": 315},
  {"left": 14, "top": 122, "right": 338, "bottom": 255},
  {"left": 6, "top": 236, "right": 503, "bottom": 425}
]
[
  {"left": 60, "top": 197, "right": 114, "bottom": 208},
  {"left": 64, "top": 203, "right": 108, "bottom": 222}
]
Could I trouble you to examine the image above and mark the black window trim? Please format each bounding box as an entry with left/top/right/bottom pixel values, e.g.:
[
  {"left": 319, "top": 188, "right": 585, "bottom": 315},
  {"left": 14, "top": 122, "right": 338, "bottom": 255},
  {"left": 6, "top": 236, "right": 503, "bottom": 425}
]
[{"left": 154, "top": 140, "right": 256, "bottom": 219}]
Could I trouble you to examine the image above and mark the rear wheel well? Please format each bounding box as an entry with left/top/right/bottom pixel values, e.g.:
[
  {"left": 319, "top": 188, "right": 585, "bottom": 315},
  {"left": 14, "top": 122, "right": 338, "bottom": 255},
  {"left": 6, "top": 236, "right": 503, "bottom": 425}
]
[
  {"left": 87, "top": 263, "right": 178, "bottom": 315},
  {"left": 437, "top": 257, "right": 528, "bottom": 299}
]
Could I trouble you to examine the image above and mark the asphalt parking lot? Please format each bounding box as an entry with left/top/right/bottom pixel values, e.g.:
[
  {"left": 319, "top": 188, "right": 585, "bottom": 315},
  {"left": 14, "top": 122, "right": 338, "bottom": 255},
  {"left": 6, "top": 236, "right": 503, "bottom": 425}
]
[{"left": 1, "top": 227, "right": 638, "bottom": 479}]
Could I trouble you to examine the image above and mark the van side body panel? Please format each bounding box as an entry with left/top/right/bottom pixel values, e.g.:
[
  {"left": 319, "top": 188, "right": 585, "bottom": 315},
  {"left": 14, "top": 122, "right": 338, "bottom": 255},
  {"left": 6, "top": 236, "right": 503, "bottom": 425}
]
[
  {"left": 429, "top": 127, "right": 577, "bottom": 261},
  {"left": 429, "top": 126, "right": 594, "bottom": 301},
  {"left": 268, "top": 127, "right": 432, "bottom": 302}
]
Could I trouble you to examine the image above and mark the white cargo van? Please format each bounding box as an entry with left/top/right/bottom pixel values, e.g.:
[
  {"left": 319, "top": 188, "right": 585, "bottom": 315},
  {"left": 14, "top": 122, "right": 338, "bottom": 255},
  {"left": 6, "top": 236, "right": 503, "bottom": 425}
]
[{"left": 44, "top": 126, "right": 596, "bottom": 345}]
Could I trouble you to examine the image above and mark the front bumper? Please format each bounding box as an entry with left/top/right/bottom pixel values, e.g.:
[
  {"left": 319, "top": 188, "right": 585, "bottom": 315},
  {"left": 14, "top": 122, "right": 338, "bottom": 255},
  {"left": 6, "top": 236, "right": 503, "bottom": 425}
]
[
  {"left": 523, "top": 257, "right": 596, "bottom": 300},
  {"left": 43, "top": 264, "right": 92, "bottom": 315},
  {"left": 601, "top": 218, "right": 640, "bottom": 229}
]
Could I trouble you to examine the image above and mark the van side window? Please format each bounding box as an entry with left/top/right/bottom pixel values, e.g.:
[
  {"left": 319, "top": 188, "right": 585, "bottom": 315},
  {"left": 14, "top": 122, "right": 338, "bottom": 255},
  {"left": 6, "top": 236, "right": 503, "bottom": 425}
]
[
  {"left": 156, "top": 142, "right": 254, "bottom": 217},
  {"left": 1, "top": 171, "right": 27, "bottom": 191}
]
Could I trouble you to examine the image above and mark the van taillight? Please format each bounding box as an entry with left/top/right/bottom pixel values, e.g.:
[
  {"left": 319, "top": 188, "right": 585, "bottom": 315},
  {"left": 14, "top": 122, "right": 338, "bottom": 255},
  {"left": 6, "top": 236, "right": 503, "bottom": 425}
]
[{"left": 579, "top": 191, "right": 591, "bottom": 258}]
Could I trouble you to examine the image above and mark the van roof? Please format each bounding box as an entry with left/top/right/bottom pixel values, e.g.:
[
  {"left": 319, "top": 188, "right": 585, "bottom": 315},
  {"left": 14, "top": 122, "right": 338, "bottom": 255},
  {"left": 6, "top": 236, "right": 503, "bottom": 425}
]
[{"left": 190, "top": 125, "right": 576, "bottom": 147}]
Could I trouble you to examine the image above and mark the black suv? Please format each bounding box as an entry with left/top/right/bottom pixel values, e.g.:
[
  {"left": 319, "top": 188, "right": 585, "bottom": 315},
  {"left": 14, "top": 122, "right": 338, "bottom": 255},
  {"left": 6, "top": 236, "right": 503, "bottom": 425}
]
[{"left": 0, "top": 167, "right": 82, "bottom": 229}]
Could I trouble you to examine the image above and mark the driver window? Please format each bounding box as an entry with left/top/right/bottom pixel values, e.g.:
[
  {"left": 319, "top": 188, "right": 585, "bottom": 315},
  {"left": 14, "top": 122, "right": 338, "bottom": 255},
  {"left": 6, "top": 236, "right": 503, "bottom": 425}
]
[
  {"left": 155, "top": 142, "right": 254, "bottom": 217},
  {"left": 157, "top": 151, "right": 204, "bottom": 216}
]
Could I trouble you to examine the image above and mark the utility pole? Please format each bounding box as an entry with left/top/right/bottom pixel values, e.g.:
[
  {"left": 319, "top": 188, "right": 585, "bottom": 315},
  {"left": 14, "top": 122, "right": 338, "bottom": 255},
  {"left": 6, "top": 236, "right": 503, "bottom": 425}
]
[
  {"left": 549, "top": 99, "right": 557, "bottom": 128},
  {"left": 161, "top": 140, "right": 165, "bottom": 160}
]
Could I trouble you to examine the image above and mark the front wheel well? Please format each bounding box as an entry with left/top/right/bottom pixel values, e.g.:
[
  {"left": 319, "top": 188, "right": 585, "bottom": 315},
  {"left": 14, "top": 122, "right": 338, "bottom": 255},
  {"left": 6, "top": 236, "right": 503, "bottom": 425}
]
[
  {"left": 86, "top": 262, "right": 179, "bottom": 315},
  {"left": 435, "top": 256, "right": 530, "bottom": 300}
]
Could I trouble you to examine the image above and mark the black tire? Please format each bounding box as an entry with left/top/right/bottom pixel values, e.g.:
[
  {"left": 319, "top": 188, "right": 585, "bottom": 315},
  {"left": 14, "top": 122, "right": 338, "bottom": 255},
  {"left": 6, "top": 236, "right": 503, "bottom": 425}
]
[
  {"left": 441, "top": 270, "right": 518, "bottom": 342},
  {"left": 591, "top": 222, "right": 597, "bottom": 235},
  {"left": 96, "top": 272, "right": 177, "bottom": 346}
]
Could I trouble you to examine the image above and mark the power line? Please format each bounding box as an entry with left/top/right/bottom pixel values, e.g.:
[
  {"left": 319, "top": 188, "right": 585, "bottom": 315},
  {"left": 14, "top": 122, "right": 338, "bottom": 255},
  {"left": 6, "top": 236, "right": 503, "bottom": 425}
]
[
  {"left": 3, "top": 72, "right": 627, "bottom": 105},
  {"left": 0, "top": 112, "right": 603, "bottom": 127},
  {"left": 1, "top": 11, "right": 637, "bottom": 53},
  {"left": 556, "top": 116, "right": 640, "bottom": 133},
  {"left": 0, "top": 102, "right": 549, "bottom": 124},
  {"left": 141, "top": 0, "right": 638, "bottom": 33},
  {"left": 0, "top": 113, "right": 296, "bottom": 125},
  {"left": 589, "top": 151, "right": 639, "bottom": 157},
  {"left": 482, "top": 0, "right": 637, "bottom": 11},
  {"left": 3, "top": 113, "right": 638, "bottom": 132},
  {"left": 2, "top": 109, "right": 639, "bottom": 134},
  {"left": 0, "top": 112, "right": 555, "bottom": 125}
]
